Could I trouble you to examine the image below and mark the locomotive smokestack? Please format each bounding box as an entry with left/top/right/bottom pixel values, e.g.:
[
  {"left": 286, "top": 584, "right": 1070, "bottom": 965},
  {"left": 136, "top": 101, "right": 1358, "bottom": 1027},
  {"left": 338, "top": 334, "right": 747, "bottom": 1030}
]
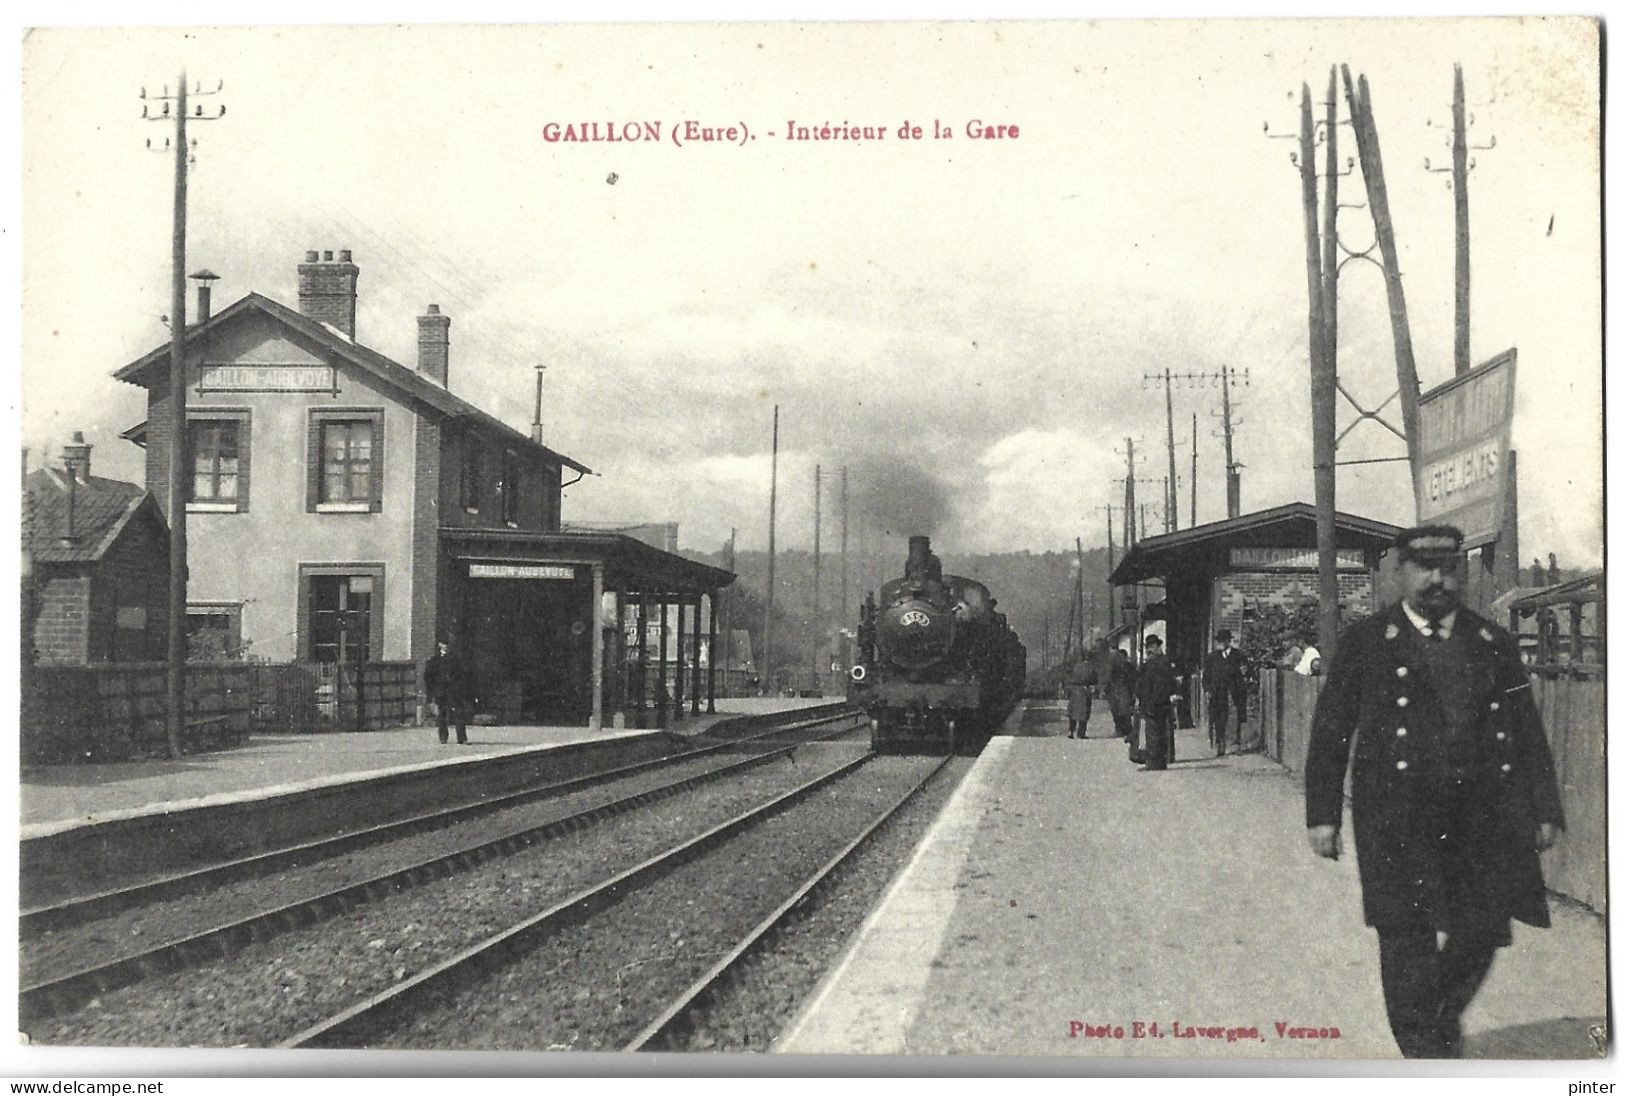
[{"left": 906, "top": 535, "right": 932, "bottom": 579}]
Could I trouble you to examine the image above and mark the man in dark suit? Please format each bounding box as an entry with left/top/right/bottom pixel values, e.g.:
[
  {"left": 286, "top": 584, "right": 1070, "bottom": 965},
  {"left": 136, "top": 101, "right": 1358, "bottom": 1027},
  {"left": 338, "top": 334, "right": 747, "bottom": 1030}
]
[
  {"left": 1102, "top": 646, "right": 1139, "bottom": 754},
  {"left": 1203, "top": 628, "right": 1248, "bottom": 757},
  {"left": 1135, "top": 634, "right": 1179, "bottom": 771},
  {"left": 1305, "top": 525, "right": 1564, "bottom": 1058},
  {"left": 425, "top": 638, "right": 473, "bottom": 745}
]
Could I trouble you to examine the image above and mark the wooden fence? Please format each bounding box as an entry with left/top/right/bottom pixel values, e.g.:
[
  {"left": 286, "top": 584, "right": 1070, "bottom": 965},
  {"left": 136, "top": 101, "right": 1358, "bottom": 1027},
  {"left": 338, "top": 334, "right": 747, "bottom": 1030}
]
[
  {"left": 21, "top": 659, "right": 421, "bottom": 765},
  {"left": 1258, "top": 666, "right": 1605, "bottom": 914}
]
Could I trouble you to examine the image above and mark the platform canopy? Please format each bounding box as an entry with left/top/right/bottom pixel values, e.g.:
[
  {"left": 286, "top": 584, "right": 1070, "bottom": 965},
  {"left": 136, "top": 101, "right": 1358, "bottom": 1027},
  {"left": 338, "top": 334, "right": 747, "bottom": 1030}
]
[
  {"left": 1109, "top": 502, "right": 1403, "bottom": 586},
  {"left": 442, "top": 528, "right": 735, "bottom": 594}
]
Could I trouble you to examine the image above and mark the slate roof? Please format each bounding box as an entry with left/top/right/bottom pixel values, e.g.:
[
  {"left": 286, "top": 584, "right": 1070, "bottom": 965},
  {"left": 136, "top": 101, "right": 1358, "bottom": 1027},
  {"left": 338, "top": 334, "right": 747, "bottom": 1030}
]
[
  {"left": 24, "top": 469, "right": 166, "bottom": 564},
  {"left": 113, "top": 292, "right": 591, "bottom": 474}
]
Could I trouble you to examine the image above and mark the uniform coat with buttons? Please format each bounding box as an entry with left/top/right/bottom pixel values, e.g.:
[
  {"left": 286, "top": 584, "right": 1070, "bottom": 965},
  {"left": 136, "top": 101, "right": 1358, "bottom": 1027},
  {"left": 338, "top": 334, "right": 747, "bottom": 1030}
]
[{"left": 1305, "top": 602, "right": 1564, "bottom": 932}]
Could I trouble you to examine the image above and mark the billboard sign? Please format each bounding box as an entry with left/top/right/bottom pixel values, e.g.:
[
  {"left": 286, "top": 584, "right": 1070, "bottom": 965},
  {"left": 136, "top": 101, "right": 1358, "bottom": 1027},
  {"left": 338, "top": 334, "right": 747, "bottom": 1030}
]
[{"left": 1415, "top": 349, "right": 1517, "bottom": 550}]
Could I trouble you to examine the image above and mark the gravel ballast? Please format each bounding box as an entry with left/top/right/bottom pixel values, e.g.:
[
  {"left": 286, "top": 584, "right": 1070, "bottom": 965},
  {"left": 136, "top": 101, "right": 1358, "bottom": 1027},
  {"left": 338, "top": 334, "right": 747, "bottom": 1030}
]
[
  {"left": 23, "top": 737, "right": 855, "bottom": 985},
  {"left": 26, "top": 743, "right": 868, "bottom": 1048},
  {"left": 366, "top": 756, "right": 944, "bottom": 1052}
]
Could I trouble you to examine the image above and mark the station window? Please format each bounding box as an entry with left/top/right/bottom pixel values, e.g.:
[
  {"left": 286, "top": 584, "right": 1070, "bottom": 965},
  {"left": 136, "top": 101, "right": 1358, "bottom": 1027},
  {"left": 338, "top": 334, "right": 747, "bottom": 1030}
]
[
  {"left": 500, "top": 448, "right": 522, "bottom": 525},
  {"left": 186, "top": 412, "right": 250, "bottom": 511},
  {"left": 299, "top": 566, "right": 385, "bottom": 663},
  {"left": 307, "top": 409, "right": 383, "bottom": 512},
  {"left": 460, "top": 435, "right": 484, "bottom": 513}
]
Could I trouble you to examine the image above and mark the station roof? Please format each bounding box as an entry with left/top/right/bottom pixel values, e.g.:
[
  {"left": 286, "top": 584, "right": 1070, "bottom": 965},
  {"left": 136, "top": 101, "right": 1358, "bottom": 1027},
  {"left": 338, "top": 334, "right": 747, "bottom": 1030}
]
[
  {"left": 443, "top": 527, "right": 735, "bottom": 594},
  {"left": 114, "top": 293, "right": 591, "bottom": 475},
  {"left": 1109, "top": 502, "right": 1404, "bottom": 585}
]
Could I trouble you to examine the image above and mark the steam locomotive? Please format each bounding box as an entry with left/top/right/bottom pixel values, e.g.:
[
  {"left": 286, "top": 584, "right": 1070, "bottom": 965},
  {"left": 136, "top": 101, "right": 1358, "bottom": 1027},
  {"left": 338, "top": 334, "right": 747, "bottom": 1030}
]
[{"left": 848, "top": 535, "right": 1026, "bottom": 753}]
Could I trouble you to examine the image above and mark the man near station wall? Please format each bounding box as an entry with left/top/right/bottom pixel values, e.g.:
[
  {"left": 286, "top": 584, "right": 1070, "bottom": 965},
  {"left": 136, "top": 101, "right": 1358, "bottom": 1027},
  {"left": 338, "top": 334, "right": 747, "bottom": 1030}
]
[
  {"left": 1305, "top": 524, "right": 1564, "bottom": 1059},
  {"left": 1202, "top": 628, "right": 1248, "bottom": 758},
  {"left": 1135, "top": 634, "right": 1178, "bottom": 771},
  {"left": 425, "top": 638, "right": 473, "bottom": 745}
]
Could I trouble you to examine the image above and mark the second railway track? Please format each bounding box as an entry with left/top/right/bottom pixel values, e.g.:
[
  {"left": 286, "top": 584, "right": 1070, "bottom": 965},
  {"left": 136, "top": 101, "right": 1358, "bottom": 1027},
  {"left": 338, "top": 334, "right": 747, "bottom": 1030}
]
[{"left": 21, "top": 707, "right": 864, "bottom": 1023}]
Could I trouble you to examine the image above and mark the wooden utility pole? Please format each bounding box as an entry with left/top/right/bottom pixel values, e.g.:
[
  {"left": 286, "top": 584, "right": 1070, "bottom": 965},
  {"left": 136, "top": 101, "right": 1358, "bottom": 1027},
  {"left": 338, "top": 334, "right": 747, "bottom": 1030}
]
[
  {"left": 1123, "top": 438, "right": 1138, "bottom": 546},
  {"left": 1220, "top": 364, "right": 1241, "bottom": 518},
  {"left": 764, "top": 406, "right": 779, "bottom": 690},
  {"left": 812, "top": 464, "right": 822, "bottom": 619},
  {"left": 1300, "top": 78, "right": 1339, "bottom": 658},
  {"left": 839, "top": 466, "right": 849, "bottom": 624},
  {"left": 812, "top": 463, "right": 822, "bottom": 686},
  {"left": 1452, "top": 63, "right": 1471, "bottom": 377},
  {"left": 164, "top": 75, "right": 189, "bottom": 760},
  {"left": 1103, "top": 504, "right": 1116, "bottom": 630},
  {"left": 1075, "top": 536, "right": 1087, "bottom": 646},
  {"left": 1343, "top": 66, "right": 1424, "bottom": 477},
  {"left": 1163, "top": 367, "right": 1178, "bottom": 532},
  {"left": 1190, "top": 412, "right": 1198, "bottom": 528}
]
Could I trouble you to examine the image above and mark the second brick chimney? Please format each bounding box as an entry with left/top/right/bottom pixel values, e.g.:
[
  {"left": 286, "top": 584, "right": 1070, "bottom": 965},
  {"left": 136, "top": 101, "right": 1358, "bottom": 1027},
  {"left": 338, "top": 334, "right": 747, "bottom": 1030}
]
[
  {"left": 62, "top": 431, "right": 92, "bottom": 483},
  {"left": 417, "top": 304, "right": 450, "bottom": 387},
  {"left": 297, "top": 249, "right": 360, "bottom": 339}
]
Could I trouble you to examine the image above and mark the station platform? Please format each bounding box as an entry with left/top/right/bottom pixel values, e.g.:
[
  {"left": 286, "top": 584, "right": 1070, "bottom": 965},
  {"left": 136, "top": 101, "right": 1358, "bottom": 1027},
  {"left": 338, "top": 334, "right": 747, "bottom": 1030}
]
[
  {"left": 19, "top": 697, "right": 832, "bottom": 835},
  {"left": 777, "top": 702, "right": 1607, "bottom": 1061}
]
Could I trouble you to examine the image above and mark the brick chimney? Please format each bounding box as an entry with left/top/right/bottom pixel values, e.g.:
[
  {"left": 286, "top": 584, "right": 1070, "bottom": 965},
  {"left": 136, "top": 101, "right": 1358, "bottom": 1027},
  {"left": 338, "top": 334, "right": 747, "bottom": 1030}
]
[
  {"left": 62, "top": 431, "right": 91, "bottom": 484},
  {"left": 417, "top": 304, "right": 450, "bottom": 386},
  {"left": 297, "top": 248, "right": 360, "bottom": 339}
]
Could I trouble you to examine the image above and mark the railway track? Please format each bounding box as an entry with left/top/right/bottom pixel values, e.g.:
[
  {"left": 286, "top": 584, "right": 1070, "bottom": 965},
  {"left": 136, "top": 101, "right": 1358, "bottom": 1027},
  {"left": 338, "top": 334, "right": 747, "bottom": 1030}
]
[
  {"left": 281, "top": 751, "right": 952, "bottom": 1050},
  {"left": 21, "top": 706, "right": 863, "bottom": 1023}
]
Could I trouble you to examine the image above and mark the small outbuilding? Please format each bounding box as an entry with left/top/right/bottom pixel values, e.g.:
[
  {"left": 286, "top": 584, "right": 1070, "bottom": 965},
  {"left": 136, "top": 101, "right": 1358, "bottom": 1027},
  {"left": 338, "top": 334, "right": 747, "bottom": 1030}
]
[{"left": 24, "top": 434, "right": 171, "bottom": 665}]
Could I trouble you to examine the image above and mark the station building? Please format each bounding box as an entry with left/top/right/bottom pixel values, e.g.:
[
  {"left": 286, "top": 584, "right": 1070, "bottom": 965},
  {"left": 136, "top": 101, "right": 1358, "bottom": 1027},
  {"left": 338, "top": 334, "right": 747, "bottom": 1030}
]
[
  {"left": 115, "top": 249, "right": 732, "bottom": 728},
  {"left": 1108, "top": 501, "right": 1403, "bottom": 677}
]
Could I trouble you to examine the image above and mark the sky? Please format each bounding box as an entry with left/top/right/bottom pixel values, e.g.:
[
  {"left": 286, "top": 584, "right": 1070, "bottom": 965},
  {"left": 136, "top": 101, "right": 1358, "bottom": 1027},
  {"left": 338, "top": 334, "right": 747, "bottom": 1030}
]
[{"left": 18, "top": 17, "right": 1603, "bottom": 566}]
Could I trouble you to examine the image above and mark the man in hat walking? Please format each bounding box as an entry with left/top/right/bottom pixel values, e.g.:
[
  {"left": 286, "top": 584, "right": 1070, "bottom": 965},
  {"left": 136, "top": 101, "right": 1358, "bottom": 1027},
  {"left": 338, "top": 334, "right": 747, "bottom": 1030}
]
[
  {"left": 1203, "top": 628, "right": 1248, "bottom": 757},
  {"left": 1305, "top": 525, "right": 1564, "bottom": 1058}
]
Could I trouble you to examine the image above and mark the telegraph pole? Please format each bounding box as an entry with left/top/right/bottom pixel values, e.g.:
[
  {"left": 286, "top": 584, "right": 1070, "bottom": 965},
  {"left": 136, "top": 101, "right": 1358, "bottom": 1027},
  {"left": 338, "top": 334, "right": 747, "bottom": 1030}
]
[
  {"left": 1219, "top": 364, "right": 1243, "bottom": 518},
  {"left": 1298, "top": 79, "right": 1339, "bottom": 657},
  {"left": 1100, "top": 503, "right": 1116, "bottom": 631},
  {"left": 1452, "top": 63, "right": 1470, "bottom": 377},
  {"left": 143, "top": 72, "right": 223, "bottom": 760},
  {"left": 1190, "top": 412, "right": 1198, "bottom": 528},
  {"left": 839, "top": 466, "right": 849, "bottom": 625},
  {"left": 1123, "top": 438, "right": 1138, "bottom": 547},
  {"left": 1317, "top": 67, "right": 1343, "bottom": 654},
  {"left": 764, "top": 406, "right": 779, "bottom": 691},
  {"left": 812, "top": 463, "right": 822, "bottom": 621},
  {"left": 1343, "top": 65, "right": 1424, "bottom": 474},
  {"left": 1164, "top": 368, "right": 1178, "bottom": 532}
]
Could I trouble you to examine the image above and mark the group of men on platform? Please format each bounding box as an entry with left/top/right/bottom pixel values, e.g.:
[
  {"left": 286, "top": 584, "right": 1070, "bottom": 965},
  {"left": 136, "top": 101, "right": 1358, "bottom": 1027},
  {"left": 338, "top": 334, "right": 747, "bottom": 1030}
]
[{"left": 1062, "top": 627, "right": 1249, "bottom": 772}]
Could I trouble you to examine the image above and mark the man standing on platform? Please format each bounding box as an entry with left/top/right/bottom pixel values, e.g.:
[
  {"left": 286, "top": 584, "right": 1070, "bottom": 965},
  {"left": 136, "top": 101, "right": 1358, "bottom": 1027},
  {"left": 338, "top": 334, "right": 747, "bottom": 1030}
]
[
  {"left": 1065, "top": 648, "right": 1099, "bottom": 738},
  {"left": 1104, "top": 646, "right": 1138, "bottom": 755},
  {"left": 1135, "top": 634, "right": 1178, "bottom": 770},
  {"left": 1305, "top": 525, "right": 1564, "bottom": 1059},
  {"left": 425, "top": 638, "right": 472, "bottom": 745},
  {"left": 1203, "top": 628, "right": 1248, "bottom": 757}
]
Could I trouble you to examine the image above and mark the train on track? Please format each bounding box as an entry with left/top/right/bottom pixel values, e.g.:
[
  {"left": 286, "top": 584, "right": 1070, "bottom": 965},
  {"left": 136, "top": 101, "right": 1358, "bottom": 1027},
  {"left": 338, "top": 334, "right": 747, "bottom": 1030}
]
[{"left": 848, "top": 535, "right": 1026, "bottom": 754}]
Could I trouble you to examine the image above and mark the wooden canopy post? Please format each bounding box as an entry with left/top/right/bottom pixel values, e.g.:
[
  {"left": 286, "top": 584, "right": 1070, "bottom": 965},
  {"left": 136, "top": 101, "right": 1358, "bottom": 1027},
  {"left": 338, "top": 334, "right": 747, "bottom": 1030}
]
[
  {"left": 706, "top": 589, "right": 718, "bottom": 714},
  {"left": 691, "top": 594, "right": 703, "bottom": 715},
  {"left": 674, "top": 597, "right": 687, "bottom": 723}
]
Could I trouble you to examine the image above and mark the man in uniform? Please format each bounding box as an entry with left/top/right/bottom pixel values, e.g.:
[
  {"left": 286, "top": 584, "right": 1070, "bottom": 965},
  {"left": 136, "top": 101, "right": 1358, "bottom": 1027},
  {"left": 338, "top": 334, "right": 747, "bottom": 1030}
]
[
  {"left": 1135, "top": 634, "right": 1179, "bottom": 770},
  {"left": 1305, "top": 525, "right": 1564, "bottom": 1058},
  {"left": 1065, "top": 648, "right": 1100, "bottom": 738},
  {"left": 1203, "top": 628, "right": 1248, "bottom": 757}
]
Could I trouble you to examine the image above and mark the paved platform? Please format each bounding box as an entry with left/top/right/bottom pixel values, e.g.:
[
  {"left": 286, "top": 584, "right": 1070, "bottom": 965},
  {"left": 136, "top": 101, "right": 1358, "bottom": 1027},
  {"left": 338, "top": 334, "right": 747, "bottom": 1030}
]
[
  {"left": 19, "top": 697, "right": 833, "bottom": 834},
  {"left": 778, "top": 702, "right": 1608, "bottom": 1061}
]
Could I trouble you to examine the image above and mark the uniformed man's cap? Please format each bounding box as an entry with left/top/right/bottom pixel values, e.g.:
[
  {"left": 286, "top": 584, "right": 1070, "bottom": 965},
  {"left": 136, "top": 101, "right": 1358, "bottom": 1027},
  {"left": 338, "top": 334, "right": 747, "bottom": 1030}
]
[
  {"left": 1214, "top": 628, "right": 1232, "bottom": 643},
  {"left": 1395, "top": 524, "right": 1465, "bottom": 563},
  {"left": 1144, "top": 634, "right": 1164, "bottom": 648}
]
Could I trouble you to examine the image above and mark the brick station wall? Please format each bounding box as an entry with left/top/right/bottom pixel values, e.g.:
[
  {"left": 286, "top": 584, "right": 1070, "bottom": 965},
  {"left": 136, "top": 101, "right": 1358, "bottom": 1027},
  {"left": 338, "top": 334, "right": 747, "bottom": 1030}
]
[{"left": 1213, "top": 570, "right": 1375, "bottom": 640}]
